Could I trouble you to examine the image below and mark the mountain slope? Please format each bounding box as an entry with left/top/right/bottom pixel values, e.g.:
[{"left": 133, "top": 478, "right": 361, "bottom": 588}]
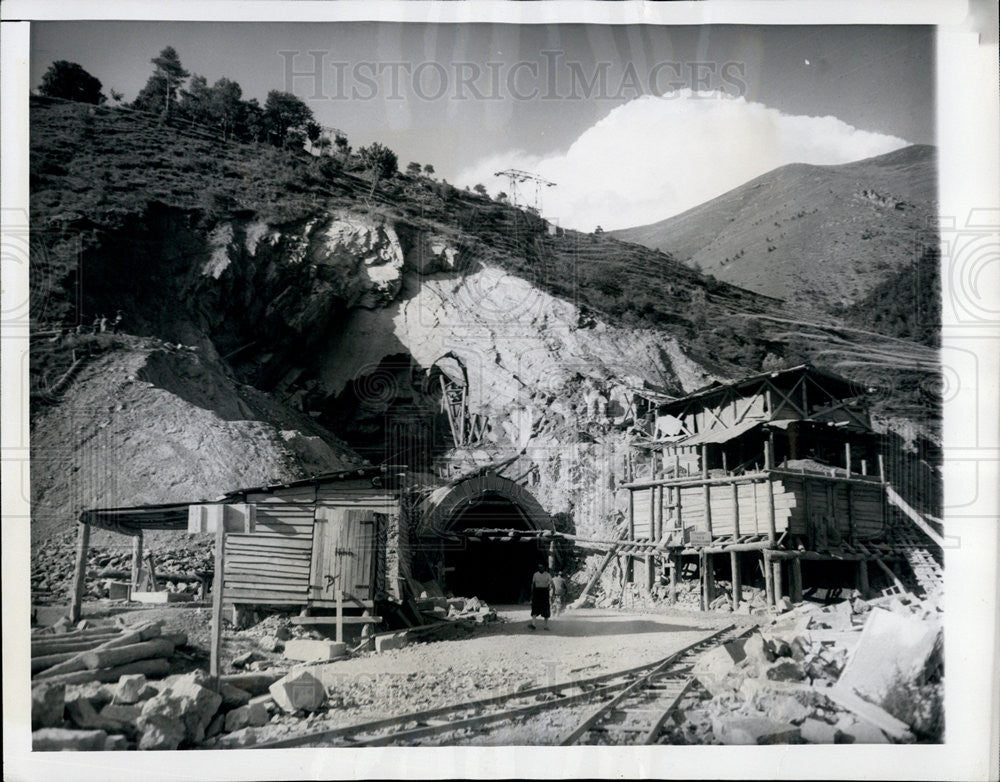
[{"left": 610, "top": 145, "right": 937, "bottom": 312}]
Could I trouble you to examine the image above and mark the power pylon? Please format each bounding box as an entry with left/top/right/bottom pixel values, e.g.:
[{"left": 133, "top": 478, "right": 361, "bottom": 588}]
[{"left": 494, "top": 169, "right": 556, "bottom": 213}]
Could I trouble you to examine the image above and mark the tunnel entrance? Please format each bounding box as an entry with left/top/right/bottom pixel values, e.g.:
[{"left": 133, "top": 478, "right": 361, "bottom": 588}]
[{"left": 443, "top": 492, "right": 546, "bottom": 605}]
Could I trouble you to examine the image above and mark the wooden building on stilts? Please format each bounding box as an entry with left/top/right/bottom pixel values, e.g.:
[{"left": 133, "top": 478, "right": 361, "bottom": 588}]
[{"left": 621, "top": 365, "right": 944, "bottom": 610}]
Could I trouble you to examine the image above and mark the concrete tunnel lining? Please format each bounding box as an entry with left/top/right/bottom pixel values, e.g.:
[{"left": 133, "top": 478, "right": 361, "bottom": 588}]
[{"left": 416, "top": 472, "right": 554, "bottom": 604}]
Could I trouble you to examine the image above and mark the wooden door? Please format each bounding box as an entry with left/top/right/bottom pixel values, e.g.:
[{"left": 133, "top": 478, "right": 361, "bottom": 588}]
[{"left": 309, "top": 508, "right": 378, "bottom": 602}]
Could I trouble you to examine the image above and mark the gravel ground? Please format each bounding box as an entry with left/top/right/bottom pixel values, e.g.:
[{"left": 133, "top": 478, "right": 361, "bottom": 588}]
[{"left": 251, "top": 607, "right": 736, "bottom": 746}]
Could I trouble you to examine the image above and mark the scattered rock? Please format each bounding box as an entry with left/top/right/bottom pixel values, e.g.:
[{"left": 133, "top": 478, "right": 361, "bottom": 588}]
[
  {"left": 224, "top": 702, "right": 270, "bottom": 732},
  {"left": 103, "top": 734, "right": 130, "bottom": 751},
  {"left": 139, "top": 673, "right": 222, "bottom": 744},
  {"left": 712, "top": 716, "right": 800, "bottom": 745},
  {"left": 33, "top": 728, "right": 108, "bottom": 751},
  {"left": 800, "top": 718, "right": 839, "bottom": 744},
  {"left": 31, "top": 683, "right": 65, "bottom": 729},
  {"left": 114, "top": 674, "right": 148, "bottom": 705},
  {"left": 137, "top": 713, "right": 186, "bottom": 751},
  {"left": 275, "top": 625, "right": 293, "bottom": 642},
  {"left": 269, "top": 669, "right": 326, "bottom": 713},
  {"left": 765, "top": 659, "right": 806, "bottom": 682},
  {"left": 216, "top": 726, "right": 259, "bottom": 748},
  {"left": 220, "top": 683, "right": 253, "bottom": 708}
]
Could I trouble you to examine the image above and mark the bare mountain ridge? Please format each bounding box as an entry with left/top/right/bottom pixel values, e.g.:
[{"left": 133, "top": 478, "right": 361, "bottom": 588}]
[{"left": 610, "top": 145, "right": 937, "bottom": 312}]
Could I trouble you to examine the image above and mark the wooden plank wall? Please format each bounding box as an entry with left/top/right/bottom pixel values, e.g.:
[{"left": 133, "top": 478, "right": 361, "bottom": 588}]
[
  {"left": 224, "top": 532, "right": 313, "bottom": 604},
  {"left": 676, "top": 481, "right": 793, "bottom": 537},
  {"left": 781, "top": 475, "right": 886, "bottom": 539}
]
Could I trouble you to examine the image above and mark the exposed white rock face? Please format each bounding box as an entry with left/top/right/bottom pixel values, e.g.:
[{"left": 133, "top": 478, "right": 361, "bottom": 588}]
[
  {"left": 308, "top": 214, "right": 404, "bottom": 307},
  {"left": 202, "top": 224, "right": 234, "bottom": 279}
]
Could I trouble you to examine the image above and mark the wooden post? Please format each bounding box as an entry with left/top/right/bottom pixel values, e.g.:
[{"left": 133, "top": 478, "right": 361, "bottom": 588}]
[
  {"left": 654, "top": 485, "right": 663, "bottom": 541},
  {"left": 878, "top": 453, "right": 886, "bottom": 483},
  {"left": 731, "top": 482, "right": 740, "bottom": 542},
  {"left": 698, "top": 551, "right": 708, "bottom": 611},
  {"left": 763, "top": 550, "right": 774, "bottom": 607},
  {"left": 772, "top": 558, "right": 784, "bottom": 604},
  {"left": 702, "top": 445, "right": 713, "bottom": 538},
  {"left": 336, "top": 588, "right": 344, "bottom": 643},
  {"left": 669, "top": 552, "right": 679, "bottom": 604},
  {"left": 765, "top": 478, "right": 777, "bottom": 546},
  {"left": 130, "top": 532, "right": 143, "bottom": 594},
  {"left": 765, "top": 434, "right": 774, "bottom": 470},
  {"left": 730, "top": 550, "right": 741, "bottom": 610},
  {"left": 69, "top": 522, "right": 91, "bottom": 624},
  {"left": 210, "top": 520, "right": 225, "bottom": 688},
  {"left": 705, "top": 552, "right": 715, "bottom": 606},
  {"left": 857, "top": 560, "right": 870, "bottom": 598},
  {"left": 844, "top": 442, "right": 852, "bottom": 477},
  {"left": 791, "top": 557, "right": 803, "bottom": 603},
  {"left": 548, "top": 540, "right": 556, "bottom": 571},
  {"left": 846, "top": 484, "right": 856, "bottom": 544}
]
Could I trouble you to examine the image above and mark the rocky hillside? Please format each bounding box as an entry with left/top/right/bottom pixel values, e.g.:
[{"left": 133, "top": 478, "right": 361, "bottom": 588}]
[
  {"left": 28, "top": 97, "right": 940, "bottom": 546},
  {"left": 610, "top": 145, "right": 937, "bottom": 314}
]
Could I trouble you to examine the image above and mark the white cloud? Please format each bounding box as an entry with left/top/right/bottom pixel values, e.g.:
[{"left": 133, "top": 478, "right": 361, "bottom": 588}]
[{"left": 455, "top": 90, "right": 909, "bottom": 232}]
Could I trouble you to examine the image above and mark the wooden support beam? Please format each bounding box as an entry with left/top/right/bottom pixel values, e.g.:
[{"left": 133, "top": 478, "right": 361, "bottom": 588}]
[
  {"left": 130, "top": 532, "right": 143, "bottom": 594},
  {"left": 336, "top": 588, "right": 344, "bottom": 644},
  {"left": 705, "top": 552, "right": 715, "bottom": 605},
  {"left": 731, "top": 482, "right": 740, "bottom": 542},
  {"left": 845, "top": 442, "right": 852, "bottom": 477},
  {"left": 790, "top": 557, "right": 803, "bottom": 603},
  {"left": 763, "top": 550, "right": 775, "bottom": 607},
  {"left": 772, "top": 558, "right": 784, "bottom": 604},
  {"left": 873, "top": 557, "right": 907, "bottom": 593},
  {"left": 698, "top": 551, "right": 707, "bottom": 611},
  {"left": 210, "top": 520, "right": 225, "bottom": 688},
  {"left": 857, "top": 560, "right": 870, "bottom": 598},
  {"left": 70, "top": 522, "right": 91, "bottom": 624},
  {"left": 669, "top": 552, "right": 679, "bottom": 604},
  {"left": 765, "top": 477, "right": 777, "bottom": 546},
  {"left": 731, "top": 551, "right": 741, "bottom": 610}
]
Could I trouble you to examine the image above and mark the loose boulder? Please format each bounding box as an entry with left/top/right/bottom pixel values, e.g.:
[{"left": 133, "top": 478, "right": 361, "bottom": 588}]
[
  {"left": 139, "top": 673, "right": 222, "bottom": 744},
  {"left": 269, "top": 669, "right": 326, "bottom": 713},
  {"left": 31, "top": 683, "right": 65, "bottom": 729},
  {"left": 33, "top": 728, "right": 108, "bottom": 751}
]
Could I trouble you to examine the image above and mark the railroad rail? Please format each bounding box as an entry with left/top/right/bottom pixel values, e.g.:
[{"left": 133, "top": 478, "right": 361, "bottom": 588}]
[
  {"left": 253, "top": 623, "right": 746, "bottom": 748},
  {"left": 561, "top": 624, "right": 753, "bottom": 745}
]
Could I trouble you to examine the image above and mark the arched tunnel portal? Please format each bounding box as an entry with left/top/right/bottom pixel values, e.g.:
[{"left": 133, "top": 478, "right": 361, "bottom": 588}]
[{"left": 415, "top": 473, "right": 555, "bottom": 605}]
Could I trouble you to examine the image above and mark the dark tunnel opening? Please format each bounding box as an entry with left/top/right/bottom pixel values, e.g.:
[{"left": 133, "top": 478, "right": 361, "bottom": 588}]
[{"left": 443, "top": 492, "right": 547, "bottom": 605}]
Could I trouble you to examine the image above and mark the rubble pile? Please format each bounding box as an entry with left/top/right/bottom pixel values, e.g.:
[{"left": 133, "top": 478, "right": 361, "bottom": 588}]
[
  {"left": 663, "top": 593, "right": 943, "bottom": 745},
  {"left": 32, "top": 661, "right": 334, "bottom": 751},
  {"left": 31, "top": 535, "right": 214, "bottom": 604},
  {"left": 443, "top": 596, "right": 498, "bottom": 624}
]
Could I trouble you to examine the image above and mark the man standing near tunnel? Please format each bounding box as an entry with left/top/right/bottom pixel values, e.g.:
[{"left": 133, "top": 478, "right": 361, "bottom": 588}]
[{"left": 528, "top": 562, "right": 553, "bottom": 630}]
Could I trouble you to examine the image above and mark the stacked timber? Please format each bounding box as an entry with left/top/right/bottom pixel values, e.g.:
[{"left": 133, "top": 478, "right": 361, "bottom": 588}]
[{"left": 31, "top": 621, "right": 185, "bottom": 684}]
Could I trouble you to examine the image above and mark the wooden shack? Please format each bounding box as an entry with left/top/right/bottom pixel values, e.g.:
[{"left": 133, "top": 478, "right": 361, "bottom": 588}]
[{"left": 622, "top": 365, "right": 944, "bottom": 609}]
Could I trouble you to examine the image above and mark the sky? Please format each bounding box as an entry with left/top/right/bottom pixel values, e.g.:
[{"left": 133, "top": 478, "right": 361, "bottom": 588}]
[{"left": 31, "top": 23, "right": 935, "bottom": 231}]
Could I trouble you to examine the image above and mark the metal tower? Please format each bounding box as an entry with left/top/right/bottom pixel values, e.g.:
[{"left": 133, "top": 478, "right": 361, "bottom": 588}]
[{"left": 494, "top": 169, "right": 556, "bottom": 213}]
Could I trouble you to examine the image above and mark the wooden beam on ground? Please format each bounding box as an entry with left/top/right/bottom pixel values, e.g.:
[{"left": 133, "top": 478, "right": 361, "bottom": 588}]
[{"left": 69, "top": 522, "right": 90, "bottom": 624}]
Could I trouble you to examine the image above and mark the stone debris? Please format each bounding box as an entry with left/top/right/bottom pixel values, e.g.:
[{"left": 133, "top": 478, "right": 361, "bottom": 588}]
[
  {"left": 268, "top": 669, "right": 327, "bottom": 714},
  {"left": 138, "top": 672, "right": 223, "bottom": 747},
  {"left": 31, "top": 682, "right": 66, "bottom": 729},
  {"left": 680, "top": 593, "right": 942, "bottom": 745},
  {"left": 33, "top": 727, "right": 109, "bottom": 751}
]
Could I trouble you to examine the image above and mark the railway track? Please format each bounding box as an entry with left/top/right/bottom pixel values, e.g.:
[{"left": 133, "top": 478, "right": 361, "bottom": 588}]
[
  {"left": 253, "top": 623, "right": 748, "bottom": 748},
  {"left": 561, "top": 624, "right": 753, "bottom": 745}
]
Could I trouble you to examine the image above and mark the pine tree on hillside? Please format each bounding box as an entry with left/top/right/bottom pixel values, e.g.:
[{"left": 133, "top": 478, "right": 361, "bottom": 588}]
[
  {"left": 262, "top": 90, "right": 315, "bottom": 149},
  {"left": 133, "top": 46, "right": 190, "bottom": 117}
]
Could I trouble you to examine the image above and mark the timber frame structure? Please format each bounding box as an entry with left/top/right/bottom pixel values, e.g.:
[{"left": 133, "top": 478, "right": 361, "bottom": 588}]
[{"left": 622, "top": 365, "right": 943, "bottom": 610}]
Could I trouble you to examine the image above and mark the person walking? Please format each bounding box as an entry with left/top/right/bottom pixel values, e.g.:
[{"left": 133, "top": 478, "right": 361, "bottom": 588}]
[
  {"left": 550, "top": 571, "right": 567, "bottom": 616},
  {"left": 528, "top": 562, "right": 552, "bottom": 630}
]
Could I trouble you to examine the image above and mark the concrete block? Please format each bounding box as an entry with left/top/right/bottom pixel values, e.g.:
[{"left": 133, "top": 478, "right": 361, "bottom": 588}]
[
  {"left": 375, "top": 631, "right": 409, "bottom": 653},
  {"left": 31, "top": 683, "right": 65, "bottom": 729},
  {"left": 130, "top": 590, "right": 194, "bottom": 604},
  {"left": 33, "top": 728, "right": 108, "bottom": 751},
  {"left": 269, "top": 670, "right": 326, "bottom": 713},
  {"left": 283, "top": 639, "right": 346, "bottom": 662}
]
